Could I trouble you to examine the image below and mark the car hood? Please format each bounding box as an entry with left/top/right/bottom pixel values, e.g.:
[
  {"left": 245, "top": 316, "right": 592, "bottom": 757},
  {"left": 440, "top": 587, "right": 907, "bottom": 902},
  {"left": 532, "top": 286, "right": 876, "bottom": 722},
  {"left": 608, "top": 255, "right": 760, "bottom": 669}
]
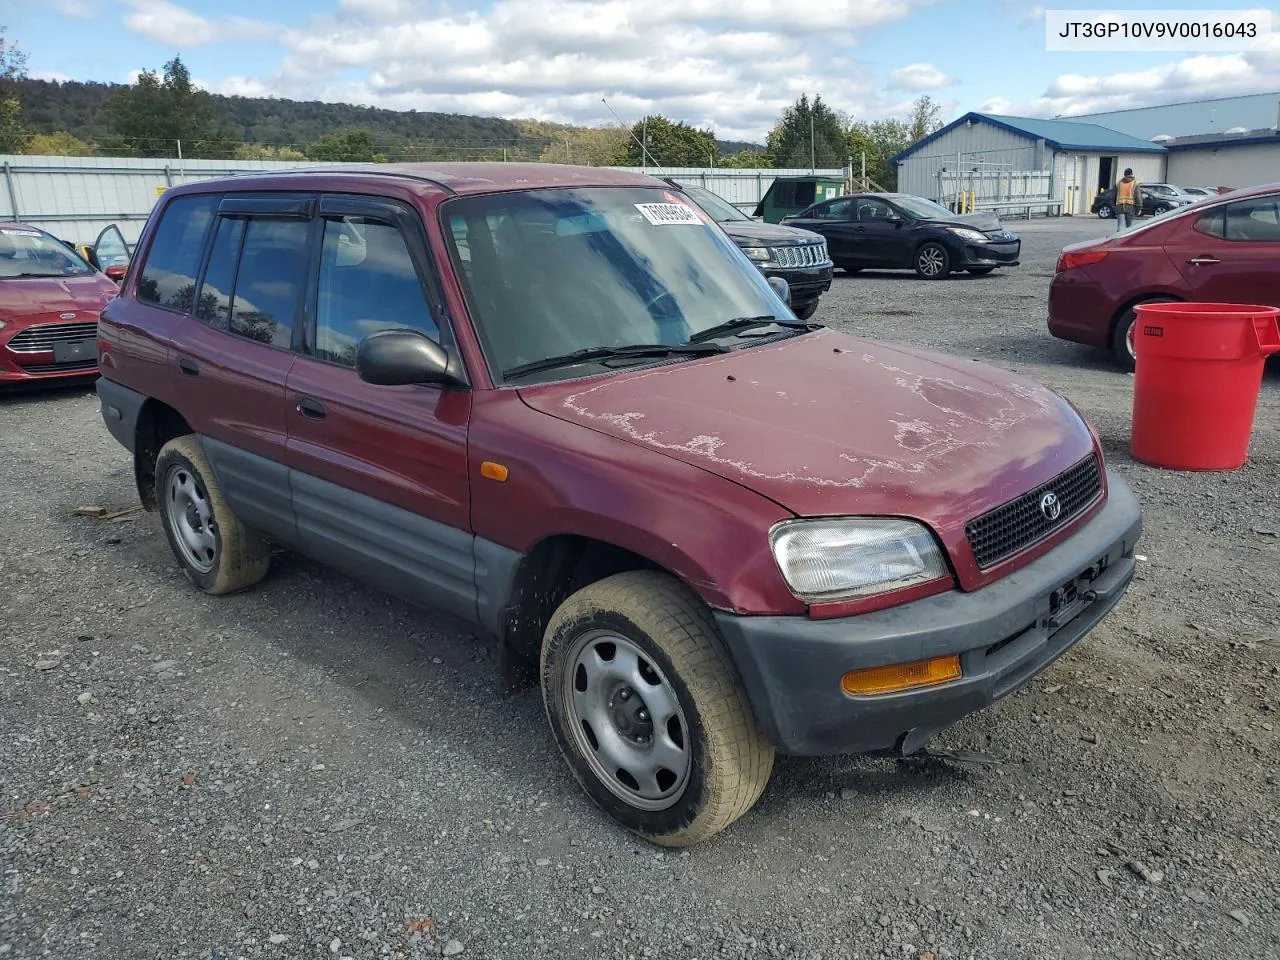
[
  {"left": 0, "top": 273, "right": 116, "bottom": 318},
  {"left": 927, "top": 211, "right": 1007, "bottom": 233},
  {"left": 518, "top": 329, "right": 1095, "bottom": 576},
  {"left": 720, "top": 220, "right": 824, "bottom": 245}
]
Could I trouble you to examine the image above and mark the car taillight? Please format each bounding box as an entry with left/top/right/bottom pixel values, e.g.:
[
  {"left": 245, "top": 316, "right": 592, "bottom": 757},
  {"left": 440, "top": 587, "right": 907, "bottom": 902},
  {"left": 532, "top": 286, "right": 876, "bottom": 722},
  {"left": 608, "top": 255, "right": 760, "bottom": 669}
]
[{"left": 1056, "top": 249, "right": 1109, "bottom": 273}]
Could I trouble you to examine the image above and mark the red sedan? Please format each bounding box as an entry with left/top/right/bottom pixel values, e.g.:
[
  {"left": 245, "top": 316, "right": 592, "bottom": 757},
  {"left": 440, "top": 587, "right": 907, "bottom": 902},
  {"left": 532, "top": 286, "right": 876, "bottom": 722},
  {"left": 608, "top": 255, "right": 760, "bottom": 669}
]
[
  {"left": 1048, "top": 182, "right": 1280, "bottom": 368},
  {"left": 0, "top": 223, "right": 128, "bottom": 388}
]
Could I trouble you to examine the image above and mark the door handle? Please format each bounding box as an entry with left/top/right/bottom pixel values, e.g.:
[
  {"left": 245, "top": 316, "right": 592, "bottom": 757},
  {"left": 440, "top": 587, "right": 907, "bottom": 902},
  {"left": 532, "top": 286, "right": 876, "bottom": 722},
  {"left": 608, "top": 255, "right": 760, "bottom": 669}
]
[
  {"left": 177, "top": 358, "right": 199, "bottom": 376},
  {"left": 295, "top": 397, "right": 327, "bottom": 420},
  {"left": 1186, "top": 257, "right": 1221, "bottom": 265}
]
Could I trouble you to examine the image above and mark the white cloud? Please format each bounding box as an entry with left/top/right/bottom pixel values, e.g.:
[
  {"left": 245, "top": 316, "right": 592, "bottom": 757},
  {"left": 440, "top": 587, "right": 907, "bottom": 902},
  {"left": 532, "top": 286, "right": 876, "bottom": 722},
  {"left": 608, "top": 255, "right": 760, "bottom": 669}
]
[
  {"left": 996, "top": 46, "right": 1280, "bottom": 117},
  {"left": 31, "top": 69, "right": 74, "bottom": 83},
  {"left": 121, "top": 0, "right": 946, "bottom": 140},
  {"left": 1020, "top": 4, "right": 1046, "bottom": 22},
  {"left": 887, "top": 63, "right": 956, "bottom": 92},
  {"left": 51, "top": 0, "right": 94, "bottom": 17},
  {"left": 122, "top": 0, "right": 280, "bottom": 47}
]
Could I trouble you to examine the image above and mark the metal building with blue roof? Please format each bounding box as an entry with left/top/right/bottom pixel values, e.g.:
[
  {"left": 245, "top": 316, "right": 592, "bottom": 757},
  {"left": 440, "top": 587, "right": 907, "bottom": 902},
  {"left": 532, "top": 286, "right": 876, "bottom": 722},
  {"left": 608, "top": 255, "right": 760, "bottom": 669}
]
[{"left": 892, "top": 111, "right": 1169, "bottom": 216}]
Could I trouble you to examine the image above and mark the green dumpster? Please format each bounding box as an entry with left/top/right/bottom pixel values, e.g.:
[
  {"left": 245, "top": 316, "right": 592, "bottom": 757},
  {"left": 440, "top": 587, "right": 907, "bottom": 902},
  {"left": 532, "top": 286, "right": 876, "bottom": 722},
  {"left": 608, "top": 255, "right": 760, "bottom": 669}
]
[{"left": 753, "top": 176, "right": 847, "bottom": 223}]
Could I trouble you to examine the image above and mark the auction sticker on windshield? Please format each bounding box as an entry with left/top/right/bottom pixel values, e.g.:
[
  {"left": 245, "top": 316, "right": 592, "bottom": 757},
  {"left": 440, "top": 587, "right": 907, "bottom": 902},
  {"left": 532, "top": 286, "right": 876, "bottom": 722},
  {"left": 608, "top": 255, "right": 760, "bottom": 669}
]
[
  {"left": 635, "top": 203, "right": 703, "bottom": 225},
  {"left": 0, "top": 227, "right": 42, "bottom": 236}
]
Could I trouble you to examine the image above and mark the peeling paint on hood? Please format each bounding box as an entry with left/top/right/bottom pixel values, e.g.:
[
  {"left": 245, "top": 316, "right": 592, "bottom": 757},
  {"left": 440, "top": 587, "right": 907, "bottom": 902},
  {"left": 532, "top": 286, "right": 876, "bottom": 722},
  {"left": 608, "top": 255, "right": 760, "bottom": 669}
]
[{"left": 516, "top": 329, "right": 1095, "bottom": 532}]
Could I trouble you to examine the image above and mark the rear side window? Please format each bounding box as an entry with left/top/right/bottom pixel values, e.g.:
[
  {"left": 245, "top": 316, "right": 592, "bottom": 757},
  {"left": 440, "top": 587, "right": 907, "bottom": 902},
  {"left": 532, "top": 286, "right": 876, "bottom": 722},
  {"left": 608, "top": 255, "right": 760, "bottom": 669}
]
[
  {"left": 1224, "top": 197, "right": 1280, "bottom": 242},
  {"left": 194, "top": 217, "right": 245, "bottom": 328},
  {"left": 137, "top": 195, "right": 218, "bottom": 311},
  {"left": 315, "top": 216, "right": 438, "bottom": 366},
  {"left": 228, "top": 219, "right": 310, "bottom": 348}
]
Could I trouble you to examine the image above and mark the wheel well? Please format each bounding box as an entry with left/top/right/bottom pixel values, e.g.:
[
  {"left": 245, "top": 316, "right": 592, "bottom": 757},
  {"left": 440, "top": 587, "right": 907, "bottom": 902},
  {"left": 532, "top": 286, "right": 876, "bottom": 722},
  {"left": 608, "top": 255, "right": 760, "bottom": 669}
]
[
  {"left": 498, "top": 535, "right": 665, "bottom": 691},
  {"left": 1108, "top": 293, "right": 1181, "bottom": 345},
  {"left": 134, "top": 400, "right": 192, "bottom": 510}
]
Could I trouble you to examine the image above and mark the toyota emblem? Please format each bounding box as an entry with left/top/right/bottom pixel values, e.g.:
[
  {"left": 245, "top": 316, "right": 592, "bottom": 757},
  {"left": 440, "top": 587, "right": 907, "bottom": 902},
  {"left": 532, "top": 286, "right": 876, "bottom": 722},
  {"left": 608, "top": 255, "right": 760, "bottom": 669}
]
[{"left": 1040, "top": 492, "right": 1062, "bottom": 521}]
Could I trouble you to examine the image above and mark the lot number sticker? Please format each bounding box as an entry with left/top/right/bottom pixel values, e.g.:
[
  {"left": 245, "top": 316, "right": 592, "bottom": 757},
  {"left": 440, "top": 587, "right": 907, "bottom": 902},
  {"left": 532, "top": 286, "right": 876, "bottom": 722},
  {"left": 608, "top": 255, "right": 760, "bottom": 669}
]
[{"left": 635, "top": 202, "right": 703, "bottom": 225}]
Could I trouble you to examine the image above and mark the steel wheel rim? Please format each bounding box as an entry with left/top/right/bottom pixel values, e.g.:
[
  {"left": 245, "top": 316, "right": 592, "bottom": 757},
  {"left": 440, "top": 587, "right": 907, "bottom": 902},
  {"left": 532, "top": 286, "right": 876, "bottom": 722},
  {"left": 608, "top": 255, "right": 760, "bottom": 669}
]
[
  {"left": 561, "top": 629, "right": 691, "bottom": 811},
  {"left": 918, "top": 246, "right": 945, "bottom": 276},
  {"left": 164, "top": 464, "right": 218, "bottom": 574}
]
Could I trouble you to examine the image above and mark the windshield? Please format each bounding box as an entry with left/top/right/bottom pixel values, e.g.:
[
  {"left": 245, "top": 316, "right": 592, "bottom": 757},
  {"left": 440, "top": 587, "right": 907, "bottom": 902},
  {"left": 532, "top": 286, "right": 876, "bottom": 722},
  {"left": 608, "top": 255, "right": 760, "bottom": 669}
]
[
  {"left": 0, "top": 226, "right": 93, "bottom": 279},
  {"left": 893, "top": 196, "right": 956, "bottom": 220},
  {"left": 444, "top": 186, "right": 795, "bottom": 382},
  {"left": 680, "top": 185, "right": 751, "bottom": 223}
]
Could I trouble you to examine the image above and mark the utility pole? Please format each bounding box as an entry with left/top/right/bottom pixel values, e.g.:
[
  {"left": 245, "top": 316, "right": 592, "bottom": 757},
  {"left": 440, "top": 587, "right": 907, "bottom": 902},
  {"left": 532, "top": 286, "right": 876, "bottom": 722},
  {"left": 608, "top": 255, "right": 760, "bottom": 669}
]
[
  {"left": 601, "top": 97, "right": 655, "bottom": 171},
  {"left": 565, "top": 138, "right": 572, "bottom": 164},
  {"left": 176, "top": 139, "right": 184, "bottom": 183},
  {"left": 642, "top": 116, "right": 649, "bottom": 174},
  {"left": 809, "top": 105, "right": 815, "bottom": 173}
]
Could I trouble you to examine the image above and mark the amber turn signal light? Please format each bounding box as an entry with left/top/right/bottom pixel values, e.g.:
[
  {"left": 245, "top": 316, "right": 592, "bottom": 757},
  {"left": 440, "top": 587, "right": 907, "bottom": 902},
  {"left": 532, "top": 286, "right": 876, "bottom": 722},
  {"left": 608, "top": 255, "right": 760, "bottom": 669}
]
[
  {"left": 480, "top": 461, "right": 509, "bottom": 482},
  {"left": 840, "top": 655, "right": 961, "bottom": 696}
]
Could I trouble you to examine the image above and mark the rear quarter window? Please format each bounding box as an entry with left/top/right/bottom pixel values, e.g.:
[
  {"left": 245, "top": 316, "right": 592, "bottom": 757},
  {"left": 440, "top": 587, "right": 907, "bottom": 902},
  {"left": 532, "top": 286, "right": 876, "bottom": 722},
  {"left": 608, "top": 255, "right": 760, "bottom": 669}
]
[{"left": 137, "top": 194, "right": 219, "bottom": 312}]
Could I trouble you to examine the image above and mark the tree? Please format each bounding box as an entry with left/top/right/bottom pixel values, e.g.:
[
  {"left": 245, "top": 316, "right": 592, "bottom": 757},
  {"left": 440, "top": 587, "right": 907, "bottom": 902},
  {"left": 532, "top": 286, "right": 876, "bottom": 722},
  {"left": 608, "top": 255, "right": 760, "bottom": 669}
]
[
  {"left": 0, "top": 28, "right": 28, "bottom": 152},
  {"left": 720, "top": 149, "right": 772, "bottom": 169},
  {"left": 109, "top": 56, "right": 234, "bottom": 159},
  {"left": 908, "top": 95, "right": 943, "bottom": 143},
  {"left": 306, "top": 129, "right": 387, "bottom": 162},
  {"left": 766, "top": 95, "right": 846, "bottom": 168},
  {"left": 844, "top": 118, "right": 912, "bottom": 190},
  {"left": 234, "top": 142, "right": 306, "bottom": 161},
  {"left": 24, "top": 130, "right": 93, "bottom": 155},
  {"left": 616, "top": 115, "right": 718, "bottom": 167}
]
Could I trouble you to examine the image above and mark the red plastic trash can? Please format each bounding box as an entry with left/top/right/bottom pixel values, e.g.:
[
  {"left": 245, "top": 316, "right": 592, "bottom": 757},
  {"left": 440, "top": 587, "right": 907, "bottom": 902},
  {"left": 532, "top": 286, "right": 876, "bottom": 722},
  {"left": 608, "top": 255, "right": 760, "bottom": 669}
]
[{"left": 1131, "top": 302, "right": 1280, "bottom": 470}]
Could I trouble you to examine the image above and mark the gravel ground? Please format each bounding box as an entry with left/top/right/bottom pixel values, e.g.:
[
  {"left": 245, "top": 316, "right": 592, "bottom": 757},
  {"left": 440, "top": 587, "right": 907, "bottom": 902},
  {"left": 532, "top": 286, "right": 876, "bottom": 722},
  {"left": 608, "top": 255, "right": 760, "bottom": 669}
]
[{"left": 2, "top": 216, "right": 1278, "bottom": 960}]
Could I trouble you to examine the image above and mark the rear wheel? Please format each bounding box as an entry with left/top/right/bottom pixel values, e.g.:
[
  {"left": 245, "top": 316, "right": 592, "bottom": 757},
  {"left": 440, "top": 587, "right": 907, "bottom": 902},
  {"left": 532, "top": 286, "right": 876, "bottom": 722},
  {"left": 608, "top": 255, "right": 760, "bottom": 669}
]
[
  {"left": 914, "top": 242, "right": 950, "bottom": 280},
  {"left": 155, "top": 435, "right": 271, "bottom": 594},
  {"left": 541, "top": 571, "right": 774, "bottom": 847},
  {"left": 967, "top": 266, "right": 995, "bottom": 276},
  {"left": 1152, "top": 203, "right": 1171, "bottom": 215},
  {"left": 792, "top": 300, "right": 819, "bottom": 320},
  {"left": 1112, "top": 297, "right": 1176, "bottom": 370}
]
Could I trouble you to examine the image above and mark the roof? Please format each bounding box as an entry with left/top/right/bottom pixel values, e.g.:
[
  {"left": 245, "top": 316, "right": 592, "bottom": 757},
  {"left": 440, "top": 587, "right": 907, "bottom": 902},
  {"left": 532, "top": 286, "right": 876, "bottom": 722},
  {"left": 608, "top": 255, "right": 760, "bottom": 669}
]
[
  {"left": 892, "top": 112, "right": 1168, "bottom": 165},
  {"left": 1059, "top": 90, "right": 1280, "bottom": 120},
  {"left": 171, "top": 162, "right": 665, "bottom": 196},
  {"left": 1165, "top": 128, "right": 1280, "bottom": 150}
]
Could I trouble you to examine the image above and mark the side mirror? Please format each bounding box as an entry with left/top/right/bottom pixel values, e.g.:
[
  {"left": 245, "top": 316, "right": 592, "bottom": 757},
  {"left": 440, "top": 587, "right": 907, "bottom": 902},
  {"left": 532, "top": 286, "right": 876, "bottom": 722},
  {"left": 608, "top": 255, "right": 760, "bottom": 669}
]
[
  {"left": 356, "top": 329, "right": 456, "bottom": 387},
  {"left": 104, "top": 265, "right": 127, "bottom": 283},
  {"left": 885, "top": 213, "right": 904, "bottom": 224},
  {"left": 767, "top": 275, "right": 791, "bottom": 306}
]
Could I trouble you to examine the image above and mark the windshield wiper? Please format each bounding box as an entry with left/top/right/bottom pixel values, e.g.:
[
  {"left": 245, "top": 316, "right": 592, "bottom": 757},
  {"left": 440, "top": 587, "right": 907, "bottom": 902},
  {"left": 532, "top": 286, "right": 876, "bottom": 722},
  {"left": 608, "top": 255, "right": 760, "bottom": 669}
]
[
  {"left": 686, "top": 315, "right": 818, "bottom": 343},
  {"left": 503, "top": 342, "right": 726, "bottom": 380}
]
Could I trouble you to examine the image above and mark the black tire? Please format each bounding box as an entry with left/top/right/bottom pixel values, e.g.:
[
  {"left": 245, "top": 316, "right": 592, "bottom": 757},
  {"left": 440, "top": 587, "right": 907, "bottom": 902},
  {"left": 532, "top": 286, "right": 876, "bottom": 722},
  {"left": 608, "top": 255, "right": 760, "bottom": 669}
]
[
  {"left": 1152, "top": 203, "right": 1170, "bottom": 215},
  {"left": 1096, "top": 204, "right": 1114, "bottom": 219},
  {"left": 967, "top": 267, "right": 996, "bottom": 276},
  {"left": 541, "top": 571, "right": 774, "bottom": 847},
  {"left": 155, "top": 435, "right": 271, "bottom": 595},
  {"left": 914, "top": 242, "right": 950, "bottom": 280},
  {"left": 838, "top": 265, "right": 862, "bottom": 274},
  {"left": 792, "top": 300, "right": 819, "bottom": 320},
  {"left": 1111, "top": 297, "right": 1176, "bottom": 371}
]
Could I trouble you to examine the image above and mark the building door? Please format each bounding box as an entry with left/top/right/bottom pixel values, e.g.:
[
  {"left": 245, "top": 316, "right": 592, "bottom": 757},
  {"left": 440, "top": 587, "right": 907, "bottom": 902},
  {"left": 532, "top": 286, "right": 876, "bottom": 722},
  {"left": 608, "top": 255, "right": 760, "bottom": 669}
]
[{"left": 1097, "top": 156, "right": 1116, "bottom": 196}]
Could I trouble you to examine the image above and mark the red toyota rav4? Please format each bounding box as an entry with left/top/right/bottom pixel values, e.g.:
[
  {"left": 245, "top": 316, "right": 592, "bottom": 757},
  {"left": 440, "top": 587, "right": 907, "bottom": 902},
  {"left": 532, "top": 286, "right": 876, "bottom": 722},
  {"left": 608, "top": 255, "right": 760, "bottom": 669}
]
[{"left": 97, "top": 165, "right": 1141, "bottom": 845}]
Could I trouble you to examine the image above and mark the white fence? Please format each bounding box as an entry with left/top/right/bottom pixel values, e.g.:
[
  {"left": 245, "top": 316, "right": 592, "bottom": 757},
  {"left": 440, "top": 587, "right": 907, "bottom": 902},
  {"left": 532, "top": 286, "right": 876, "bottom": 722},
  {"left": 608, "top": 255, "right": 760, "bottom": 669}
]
[{"left": 0, "top": 156, "right": 847, "bottom": 247}]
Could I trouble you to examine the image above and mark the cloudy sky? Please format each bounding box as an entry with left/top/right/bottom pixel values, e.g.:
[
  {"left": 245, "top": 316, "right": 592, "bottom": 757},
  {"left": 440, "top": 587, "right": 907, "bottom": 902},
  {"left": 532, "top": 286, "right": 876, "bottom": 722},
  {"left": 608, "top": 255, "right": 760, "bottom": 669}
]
[{"left": 11, "top": 0, "right": 1280, "bottom": 142}]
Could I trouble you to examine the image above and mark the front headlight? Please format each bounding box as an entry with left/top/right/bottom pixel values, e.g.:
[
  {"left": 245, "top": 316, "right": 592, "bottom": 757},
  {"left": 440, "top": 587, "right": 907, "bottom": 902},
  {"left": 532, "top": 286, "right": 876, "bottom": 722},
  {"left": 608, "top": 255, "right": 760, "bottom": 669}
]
[
  {"left": 769, "top": 518, "right": 949, "bottom": 603},
  {"left": 740, "top": 245, "right": 771, "bottom": 263},
  {"left": 948, "top": 227, "right": 988, "bottom": 242}
]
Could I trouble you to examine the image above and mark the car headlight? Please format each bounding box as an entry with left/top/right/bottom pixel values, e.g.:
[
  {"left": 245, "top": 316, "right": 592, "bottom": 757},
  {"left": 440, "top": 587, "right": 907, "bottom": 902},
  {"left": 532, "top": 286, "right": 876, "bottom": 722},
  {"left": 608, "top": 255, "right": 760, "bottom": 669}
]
[
  {"left": 948, "top": 227, "right": 988, "bottom": 242},
  {"left": 740, "top": 245, "right": 771, "bottom": 263},
  {"left": 769, "top": 518, "right": 949, "bottom": 602}
]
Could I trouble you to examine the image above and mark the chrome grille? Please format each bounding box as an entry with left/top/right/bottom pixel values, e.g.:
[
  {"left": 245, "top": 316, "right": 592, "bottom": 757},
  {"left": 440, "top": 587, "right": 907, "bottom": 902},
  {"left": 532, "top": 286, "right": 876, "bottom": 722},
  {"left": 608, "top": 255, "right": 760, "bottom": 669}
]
[
  {"left": 772, "top": 242, "right": 830, "bottom": 268},
  {"left": 965, "top": 455, "right": 1103, "bottom": 569},
  {"left": 7, "top": 321, "right": 98, "bottom": 354}
]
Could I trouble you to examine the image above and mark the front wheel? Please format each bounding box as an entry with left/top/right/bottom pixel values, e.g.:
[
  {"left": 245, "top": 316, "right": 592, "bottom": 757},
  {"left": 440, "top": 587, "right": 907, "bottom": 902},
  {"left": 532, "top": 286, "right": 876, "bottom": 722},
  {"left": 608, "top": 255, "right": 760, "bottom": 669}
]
[
  {"left": 541, "top": 571, "right": 774, "bottom": 847},
  {"left": 914, "top": 242, "right": 950, "bottom": 279},
  {"left": 792, "top": 300, "right": 819, "bottom": 320},
  {"left": 1096, "top": 204, "right": 1114, "bottom": 219},
  {"left": 156, "top": 435, "right": 271, "bottom": 594}
]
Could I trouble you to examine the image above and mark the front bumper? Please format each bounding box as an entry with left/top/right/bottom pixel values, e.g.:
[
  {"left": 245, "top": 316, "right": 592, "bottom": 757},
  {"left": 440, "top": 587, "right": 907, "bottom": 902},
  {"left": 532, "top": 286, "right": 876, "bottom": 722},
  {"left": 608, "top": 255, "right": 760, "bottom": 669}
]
[
  {"left": 714, "top": 470, "right": 1142, "bottom": 756},
  {"left": 759, "top": 263, "right": 833, "bottom": 304},
  {"left": 957, "top": 239, "right": 1021, "bottom": 268}
]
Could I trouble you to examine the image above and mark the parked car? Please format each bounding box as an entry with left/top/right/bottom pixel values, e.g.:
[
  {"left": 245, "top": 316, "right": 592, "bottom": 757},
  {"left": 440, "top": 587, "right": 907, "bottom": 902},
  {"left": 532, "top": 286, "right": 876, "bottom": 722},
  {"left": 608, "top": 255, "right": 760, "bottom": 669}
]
[
  {"left": 0, "top": 223, "right": 128, "bottom": 388},
  {"left": 1091, "top": 182, "right": 1197, "bottom": 219},
  {"left": 96, "top": 165, "right": 1141, "bottom": 846},
  {"left": 666, "top": 179, "right": 833, "bottom": 319},
  {"left": 782, "top": 193, "right": 1021, "bottom": 279},
  {"left": 1179, "top": 186, "right": 1216, "bottom": 199},
  {"left": 1050, "top": 183, "right": 1280, "bottom": 368}
]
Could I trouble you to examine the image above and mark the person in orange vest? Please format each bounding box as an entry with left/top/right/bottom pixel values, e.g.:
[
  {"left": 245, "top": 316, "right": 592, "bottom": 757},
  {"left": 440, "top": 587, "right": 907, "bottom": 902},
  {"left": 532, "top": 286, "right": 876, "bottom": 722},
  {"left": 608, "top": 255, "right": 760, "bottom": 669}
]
[{"left": 1109, "top": 168, "right": 1143, "bottom": 231}]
